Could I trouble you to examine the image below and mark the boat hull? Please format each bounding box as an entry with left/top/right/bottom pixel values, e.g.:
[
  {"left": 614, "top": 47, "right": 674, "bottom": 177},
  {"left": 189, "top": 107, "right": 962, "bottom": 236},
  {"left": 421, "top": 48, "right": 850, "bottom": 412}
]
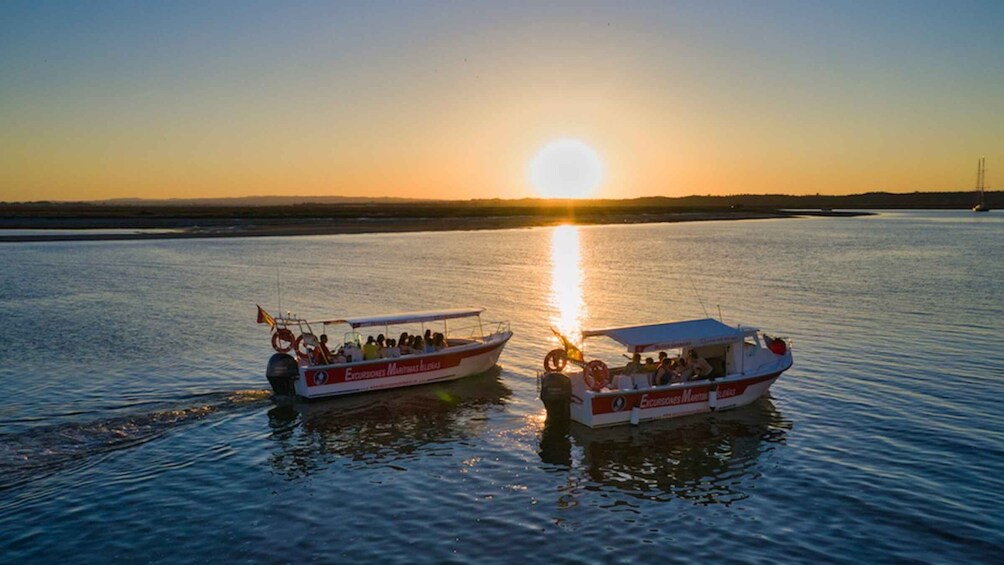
[
  {"left": 293, "top": 332, "right": 512, "bottom": 399},
  {"left": 569, "top": 357, "right": 792, "bottom": 428}
]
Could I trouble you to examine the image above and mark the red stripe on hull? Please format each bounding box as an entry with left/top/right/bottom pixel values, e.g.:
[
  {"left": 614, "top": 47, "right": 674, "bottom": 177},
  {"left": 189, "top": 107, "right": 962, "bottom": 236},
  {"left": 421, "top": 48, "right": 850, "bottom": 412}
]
[
  {"left": 303, "top": 342, "right": 502, "bottom": 387},
  {"left": 591, "top": 373, "right": 780, "bottom": 415}
]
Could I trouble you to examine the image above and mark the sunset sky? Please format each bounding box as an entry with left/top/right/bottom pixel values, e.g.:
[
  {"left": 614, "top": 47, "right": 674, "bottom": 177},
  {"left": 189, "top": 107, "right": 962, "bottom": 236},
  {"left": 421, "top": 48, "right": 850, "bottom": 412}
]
[{"left": 1, "top": 1, "right": 1002, "bottom": 201}]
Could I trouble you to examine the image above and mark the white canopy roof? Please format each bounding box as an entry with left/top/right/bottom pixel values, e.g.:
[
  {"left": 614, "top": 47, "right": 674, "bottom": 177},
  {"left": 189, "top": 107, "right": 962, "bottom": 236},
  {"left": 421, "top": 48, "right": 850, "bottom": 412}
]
[
  {"left": 582, "top": 318, "right": 753, "bottom": 353},
  {"left": 318, "top": 308, "right": 484, "bottom": 329}
]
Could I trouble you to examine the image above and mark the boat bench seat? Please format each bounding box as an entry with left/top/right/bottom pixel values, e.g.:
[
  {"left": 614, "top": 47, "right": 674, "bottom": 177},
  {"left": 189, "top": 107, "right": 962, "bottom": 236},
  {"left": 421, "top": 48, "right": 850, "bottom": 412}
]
[{"left": 608, "top": 374, "right": 652, "bottom": 390}]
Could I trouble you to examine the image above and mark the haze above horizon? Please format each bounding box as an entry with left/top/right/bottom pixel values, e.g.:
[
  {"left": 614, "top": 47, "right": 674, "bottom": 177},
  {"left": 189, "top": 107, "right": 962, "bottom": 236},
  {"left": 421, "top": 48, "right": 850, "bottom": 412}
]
[{"left": 1, "top": 1, "right": 1002, "bottom": 201}]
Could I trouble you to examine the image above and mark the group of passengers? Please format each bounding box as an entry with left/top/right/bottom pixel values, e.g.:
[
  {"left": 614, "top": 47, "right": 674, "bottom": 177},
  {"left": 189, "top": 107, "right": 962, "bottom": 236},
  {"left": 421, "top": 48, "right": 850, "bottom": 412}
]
[
  {"left": 624, "top": 349, "right": 714, "bottom": 386},
  {"left": 310, "top": 330, "right": 449, "bottom": 365}
]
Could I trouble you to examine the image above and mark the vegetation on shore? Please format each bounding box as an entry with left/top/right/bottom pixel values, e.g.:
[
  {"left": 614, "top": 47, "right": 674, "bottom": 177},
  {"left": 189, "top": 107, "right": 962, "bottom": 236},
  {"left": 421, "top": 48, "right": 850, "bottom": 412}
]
[
  {"left": 1, "top": 190, "right": 994, "bottom": 222},
  {"left": 0, "top": 191, "right": 988, "bottom": 240}
]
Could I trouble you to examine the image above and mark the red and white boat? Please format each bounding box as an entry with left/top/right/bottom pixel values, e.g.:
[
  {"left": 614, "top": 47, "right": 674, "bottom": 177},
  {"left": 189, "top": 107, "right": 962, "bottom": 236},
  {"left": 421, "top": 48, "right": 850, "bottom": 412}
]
[
  {"left": 259, "top": 307, "right": 512, "bottom": 399},
  {"left": 538, "top": 318, "right": 792, "bottom": 427}
]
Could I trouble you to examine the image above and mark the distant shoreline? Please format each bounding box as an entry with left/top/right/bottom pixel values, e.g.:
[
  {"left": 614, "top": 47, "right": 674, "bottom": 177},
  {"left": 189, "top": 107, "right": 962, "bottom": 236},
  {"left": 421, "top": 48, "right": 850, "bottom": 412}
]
[{"left": 0, "top": 209, "right": 870, "bottom": 243}]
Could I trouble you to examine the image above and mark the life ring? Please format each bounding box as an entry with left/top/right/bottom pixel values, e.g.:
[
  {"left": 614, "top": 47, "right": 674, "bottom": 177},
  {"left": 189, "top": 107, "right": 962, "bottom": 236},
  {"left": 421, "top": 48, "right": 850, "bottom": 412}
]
[
  {"left": 543, "top": 348, "right": 568, "bottom": 372},
  {"left": 583, "top": 360, "right": 610, "bottom": 391},
  {"left": 271, "top": 328, "right": 295, "bottom": 353},
  {"left": 293, "top": 334, "right": 312, "bottom": 360}
]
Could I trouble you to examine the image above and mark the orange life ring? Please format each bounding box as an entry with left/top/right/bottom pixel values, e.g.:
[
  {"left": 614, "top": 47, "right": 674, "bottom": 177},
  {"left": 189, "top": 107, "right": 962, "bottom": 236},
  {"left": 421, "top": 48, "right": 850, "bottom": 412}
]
[
  {"left": 583, "top": 360, "right": 610, "bottom": 391},
  {"left": 271, "top": 328, "right": 295, "bottom": 353},
  {"left": 544, "top": 348, "right": 568, "bottom": 372},
  {"left": 292, "top": 334, "right": 312, "bottom": 360}
]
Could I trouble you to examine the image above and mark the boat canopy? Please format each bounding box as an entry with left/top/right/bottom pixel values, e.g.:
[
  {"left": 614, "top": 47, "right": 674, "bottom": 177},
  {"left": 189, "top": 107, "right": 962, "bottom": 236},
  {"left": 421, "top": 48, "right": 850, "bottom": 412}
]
[
  {"left": 318, "top": 308, "right": 485, "bottom": 329},
  {"left": 582, "top": 318, "right": 754, "bottom": 353}
]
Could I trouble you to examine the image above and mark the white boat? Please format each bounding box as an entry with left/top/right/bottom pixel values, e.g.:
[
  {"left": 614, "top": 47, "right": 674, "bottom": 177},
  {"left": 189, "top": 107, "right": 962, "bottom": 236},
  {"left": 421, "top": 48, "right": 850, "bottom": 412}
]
[
  {"left": 538, "top": 318, "right": 792, "bottom": 427},
  {"left": 973, "top": 156, "right": 990, "bottom": 212},
  {"left": 259, "top": 307, "right": 512, "bottom": 399}
]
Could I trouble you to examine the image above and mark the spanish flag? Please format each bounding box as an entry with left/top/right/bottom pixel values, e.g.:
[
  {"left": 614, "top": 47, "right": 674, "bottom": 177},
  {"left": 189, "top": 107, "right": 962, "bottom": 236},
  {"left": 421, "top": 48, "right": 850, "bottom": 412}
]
[
  {"left": 256, "top": 305, "right": 275, "bottom": 330},
  {"left": 551, "top": 327, "right": 584, "bottom": 362}
]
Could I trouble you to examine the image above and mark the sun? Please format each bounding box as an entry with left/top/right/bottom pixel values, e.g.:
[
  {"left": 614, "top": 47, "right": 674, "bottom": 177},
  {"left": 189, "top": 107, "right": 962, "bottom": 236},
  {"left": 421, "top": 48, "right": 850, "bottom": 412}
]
[{"left": 530, "top": 139, "right": 604, "bottom": 198}]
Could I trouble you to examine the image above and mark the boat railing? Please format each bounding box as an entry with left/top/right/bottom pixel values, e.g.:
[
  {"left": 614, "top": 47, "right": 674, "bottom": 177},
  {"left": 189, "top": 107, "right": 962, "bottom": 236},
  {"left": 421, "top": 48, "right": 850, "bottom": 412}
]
[
  {"left": 441, "top": 319, "right": 510, "bottom": 343},
  {"left": 486, "top": 320, "right": 511, "bottom": 336}
]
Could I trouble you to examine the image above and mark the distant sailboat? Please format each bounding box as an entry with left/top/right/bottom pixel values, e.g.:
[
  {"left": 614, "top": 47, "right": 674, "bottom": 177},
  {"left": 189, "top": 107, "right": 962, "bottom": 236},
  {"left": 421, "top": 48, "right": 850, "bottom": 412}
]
[{"left": 973, "top": 157, "right": 990, "bottom": 212}]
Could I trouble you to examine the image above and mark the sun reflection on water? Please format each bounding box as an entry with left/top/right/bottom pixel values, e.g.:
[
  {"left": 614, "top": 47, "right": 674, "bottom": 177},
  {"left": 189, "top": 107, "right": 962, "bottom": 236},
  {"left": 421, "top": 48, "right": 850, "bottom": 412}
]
[{"left": 549, "top": 225, "right": 586, "bottom": 344}]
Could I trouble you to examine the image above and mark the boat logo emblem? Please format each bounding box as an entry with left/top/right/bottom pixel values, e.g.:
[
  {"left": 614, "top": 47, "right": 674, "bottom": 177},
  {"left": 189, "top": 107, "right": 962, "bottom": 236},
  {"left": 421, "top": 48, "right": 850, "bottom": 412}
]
[
  {"left": 314, "top": 371, "right": 328, "bottom": 385},
  {"left": 612, "top": 396, "right": 626, "bottom": 412}
]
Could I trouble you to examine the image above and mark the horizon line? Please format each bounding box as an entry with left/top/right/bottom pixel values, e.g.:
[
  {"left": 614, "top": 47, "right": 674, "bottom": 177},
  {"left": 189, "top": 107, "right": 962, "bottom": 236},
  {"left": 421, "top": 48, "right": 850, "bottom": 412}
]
[{"left": 2, "top": 188, "right": 996, "bottom": 206}]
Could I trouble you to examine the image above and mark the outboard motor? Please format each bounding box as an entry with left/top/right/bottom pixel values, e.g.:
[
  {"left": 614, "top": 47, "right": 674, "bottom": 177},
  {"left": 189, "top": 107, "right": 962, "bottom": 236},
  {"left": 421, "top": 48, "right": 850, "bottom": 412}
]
[
  {"left": 539, "top": 372, "right": 572, "bottom": 420},
  {"left": 266, "top": 353, "right": 299, "bottom": 396}
]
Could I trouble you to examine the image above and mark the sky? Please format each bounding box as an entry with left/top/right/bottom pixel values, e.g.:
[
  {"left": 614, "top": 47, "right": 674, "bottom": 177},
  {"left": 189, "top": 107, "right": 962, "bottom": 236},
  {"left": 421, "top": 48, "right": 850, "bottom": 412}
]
[{"left": 1, "top": 1, "right": 1002, "bottom": 201}]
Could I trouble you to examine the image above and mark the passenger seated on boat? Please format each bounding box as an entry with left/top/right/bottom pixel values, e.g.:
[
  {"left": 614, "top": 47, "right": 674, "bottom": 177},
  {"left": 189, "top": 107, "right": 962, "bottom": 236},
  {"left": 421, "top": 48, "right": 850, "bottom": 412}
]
[
  {"left": 384, "top": 338, "right": 401, "bottom": 358},
  {"left": 432, "top": 333, "right": 447, "bottom": 351},
  {"left": 654, "top": 357, "right": 674, "bottom": 386},
  {"left": 428, "top": 334, "right": 439, "bottom": 352},
  {"left": 363, "top": 336, "right": 380, "bottom": 360},
  {"left": 312, "top": 334, "right": 333, "bottom": 365},
  {"left": 398, "top": 332, "right": 409, "bottom": 351},
  {"left": 424, "top": 329, "right": 433, "bottom": 344},
  {"left": 643, "top": 357, "right": 657, "bottom": 372},
  {"left": 689, "top": 350, "right": 713, "bottom": 380},
  {"left": 411, "top": 336, "right": 424, "bottom": 354},
  {"left": 377, "top": 334, "right": 386, "bottom": 349},
  {"left": 675, "top": 357, "right": 695, "bottom": 382},
  {"left": 624, "top": 353, "right": 642, "bottom": 375}
]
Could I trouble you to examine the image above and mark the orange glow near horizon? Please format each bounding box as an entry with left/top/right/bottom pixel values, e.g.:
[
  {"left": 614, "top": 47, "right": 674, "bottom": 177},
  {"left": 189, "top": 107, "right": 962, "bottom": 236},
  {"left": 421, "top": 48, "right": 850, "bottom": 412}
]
[{"left": 1, "top": 4, "right": 1001, "bottom": 202}]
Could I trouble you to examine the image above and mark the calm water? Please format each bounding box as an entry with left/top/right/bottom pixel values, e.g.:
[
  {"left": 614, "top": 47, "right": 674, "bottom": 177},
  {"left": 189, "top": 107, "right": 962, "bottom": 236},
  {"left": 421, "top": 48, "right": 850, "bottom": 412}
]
[{"left": 1, "top": 210, "right": 1002, "bottom": 563}]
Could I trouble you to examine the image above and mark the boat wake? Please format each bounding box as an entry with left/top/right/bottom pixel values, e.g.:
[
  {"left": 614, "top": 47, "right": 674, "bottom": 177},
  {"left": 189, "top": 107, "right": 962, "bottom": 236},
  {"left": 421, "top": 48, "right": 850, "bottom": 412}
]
[{"left": 0, "top": 389, "right": 272, "bottom": 491}]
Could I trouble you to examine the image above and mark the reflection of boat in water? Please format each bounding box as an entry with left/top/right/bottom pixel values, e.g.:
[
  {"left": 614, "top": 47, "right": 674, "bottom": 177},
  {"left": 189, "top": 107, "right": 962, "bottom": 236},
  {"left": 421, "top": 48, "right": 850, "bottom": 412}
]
[
  {"left": 266, "top": 370, "right": 511, "bottom": 478},
  {"left": 540, "top": 318, "right": 793, "bottom": 427},
  {"left": 259, "top": 307, "right": 512, "bottom": 399},
  {"left": 539, "top": 397, "right": 791, "bottom": 505}
]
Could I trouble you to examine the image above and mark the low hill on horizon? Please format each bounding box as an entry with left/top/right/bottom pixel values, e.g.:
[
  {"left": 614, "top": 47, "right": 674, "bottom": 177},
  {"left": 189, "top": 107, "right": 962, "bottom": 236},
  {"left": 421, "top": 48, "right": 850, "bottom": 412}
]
[
  {"left": 4, "top": 190, "right": 997, "bottom": 210},
  {"left": 93, "top": 195, "right": 432, "bottom": 206}
]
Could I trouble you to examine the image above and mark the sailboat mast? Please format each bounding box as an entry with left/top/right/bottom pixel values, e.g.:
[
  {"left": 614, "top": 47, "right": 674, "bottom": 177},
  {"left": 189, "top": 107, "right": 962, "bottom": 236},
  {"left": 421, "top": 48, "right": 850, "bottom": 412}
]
[
  {"left": 981, "top": 157, "right": 986, "bottom": 199},
  {"left": 975, "top": 157, "right": 985, "bottom": 200},
  {"left": 981, "top": 157, "right": 987, "bottom": 206},
  {"left": 972, "top": 157, "right": 990, "bottom": 211}
]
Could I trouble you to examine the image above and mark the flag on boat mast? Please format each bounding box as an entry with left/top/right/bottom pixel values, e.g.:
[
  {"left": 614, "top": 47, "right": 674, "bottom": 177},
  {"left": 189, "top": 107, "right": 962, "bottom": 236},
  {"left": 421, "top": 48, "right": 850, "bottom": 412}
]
[
  {"left": 256, "top": 305, "right": 276, "bottom": 330},
  {"left": 552, "top": 327, "right": 584, "bottom": 362}
]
